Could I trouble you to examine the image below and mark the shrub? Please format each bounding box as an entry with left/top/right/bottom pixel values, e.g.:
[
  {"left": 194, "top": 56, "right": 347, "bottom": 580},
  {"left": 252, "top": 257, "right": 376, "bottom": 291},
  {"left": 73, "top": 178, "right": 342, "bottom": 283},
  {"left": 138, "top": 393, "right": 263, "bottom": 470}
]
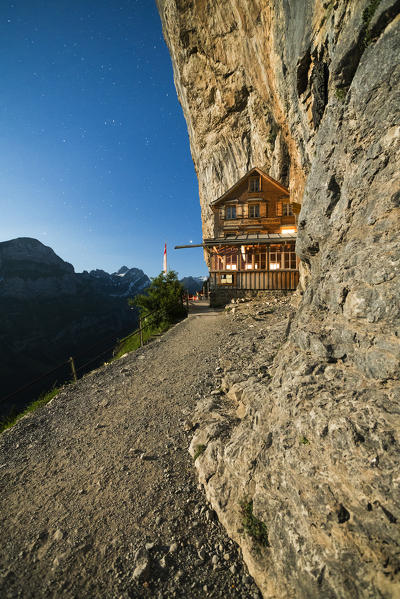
[
  {"left": 240, "top": 499, "right": 270, "bottom": 547},
  {"left": 335, "top": 86, "right": 349, "bottom": 102},
  {"left": 193, "top": 444, "right": 206, "bottom": 460},
  {"left": 131, "top": 270, "right": 187, "bottom": 327},
  {"left": 362, "top": 0, "right": 382, "bottom": 46}
]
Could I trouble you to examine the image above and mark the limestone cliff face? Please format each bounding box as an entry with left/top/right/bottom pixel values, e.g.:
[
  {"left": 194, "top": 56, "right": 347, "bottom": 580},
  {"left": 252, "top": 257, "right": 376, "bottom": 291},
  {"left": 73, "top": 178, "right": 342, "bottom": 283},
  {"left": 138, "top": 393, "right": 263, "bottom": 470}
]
[{"left": 157, "top": 1, "right": 400, "bottom": 597}]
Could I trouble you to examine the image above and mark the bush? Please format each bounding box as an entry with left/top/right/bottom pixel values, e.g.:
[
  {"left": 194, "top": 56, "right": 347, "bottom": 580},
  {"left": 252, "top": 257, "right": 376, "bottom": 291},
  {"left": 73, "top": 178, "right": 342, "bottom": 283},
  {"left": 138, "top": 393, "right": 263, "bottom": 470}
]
[
  {"left": 240, "top": 499, "right": 270, "bottom": 547},
  {"left": 131, "top": 270, "right": 187, "bottom": 327},
  {"left": 193, "top": 444, "right": 207, "bottom": 460}
]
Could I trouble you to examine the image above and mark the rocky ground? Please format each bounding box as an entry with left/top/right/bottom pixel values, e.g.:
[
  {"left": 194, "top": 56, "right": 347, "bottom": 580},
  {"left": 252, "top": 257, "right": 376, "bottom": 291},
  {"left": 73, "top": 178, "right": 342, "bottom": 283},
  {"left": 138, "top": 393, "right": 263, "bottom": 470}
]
[{"left": 0, "top": 295, "right": 292, "bottom": 599}]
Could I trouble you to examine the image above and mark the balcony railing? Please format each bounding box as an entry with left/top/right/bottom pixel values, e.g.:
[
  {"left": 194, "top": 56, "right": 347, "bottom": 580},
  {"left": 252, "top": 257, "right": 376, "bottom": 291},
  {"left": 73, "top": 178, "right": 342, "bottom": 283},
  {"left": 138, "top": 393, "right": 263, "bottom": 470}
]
[{"left": 220, "top": 215, "right": 282, "bottom": 225}]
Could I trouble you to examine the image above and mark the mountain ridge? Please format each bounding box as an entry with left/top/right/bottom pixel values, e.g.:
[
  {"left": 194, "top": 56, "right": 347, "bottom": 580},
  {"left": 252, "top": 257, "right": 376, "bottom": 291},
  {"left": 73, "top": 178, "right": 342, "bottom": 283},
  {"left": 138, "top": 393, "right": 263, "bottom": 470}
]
[{"left": 0, "top": 237, "right": 150, "bottom": 420}]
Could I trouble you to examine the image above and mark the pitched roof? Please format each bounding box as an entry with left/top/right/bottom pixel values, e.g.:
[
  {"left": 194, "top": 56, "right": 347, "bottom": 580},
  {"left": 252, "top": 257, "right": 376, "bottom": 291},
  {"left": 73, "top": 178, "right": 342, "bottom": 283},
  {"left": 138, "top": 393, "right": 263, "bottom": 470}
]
[{"left": 211, "top": 167, "right": 289, "bottom": 207}]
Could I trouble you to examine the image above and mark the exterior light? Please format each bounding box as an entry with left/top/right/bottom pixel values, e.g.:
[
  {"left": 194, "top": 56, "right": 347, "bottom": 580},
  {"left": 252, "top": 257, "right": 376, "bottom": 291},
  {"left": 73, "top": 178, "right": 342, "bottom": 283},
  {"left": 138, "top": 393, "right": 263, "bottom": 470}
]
[
  {"left": 270, "top": 262, "right": 280, "bottom": 270},
  {"left": 281, "top": 228, "right": 296, "bottom": 235}
]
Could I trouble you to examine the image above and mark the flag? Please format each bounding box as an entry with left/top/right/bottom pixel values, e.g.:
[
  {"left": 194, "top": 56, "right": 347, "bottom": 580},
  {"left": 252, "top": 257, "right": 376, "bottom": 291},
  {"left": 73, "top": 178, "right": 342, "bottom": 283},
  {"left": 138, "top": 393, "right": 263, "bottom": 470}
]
[{"left": 163, "top": 243, "right": 167, "bottom": 274}]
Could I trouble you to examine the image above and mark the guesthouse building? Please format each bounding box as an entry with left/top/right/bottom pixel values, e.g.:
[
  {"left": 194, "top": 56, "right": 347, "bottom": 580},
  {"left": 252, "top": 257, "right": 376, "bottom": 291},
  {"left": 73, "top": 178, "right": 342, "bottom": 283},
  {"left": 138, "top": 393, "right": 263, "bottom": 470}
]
[
  {"left": 204, "top": 167, "right": 300, "bottom": 298},
  {"left": 175, "top": 167, "right": 300, "bottom": 305}
]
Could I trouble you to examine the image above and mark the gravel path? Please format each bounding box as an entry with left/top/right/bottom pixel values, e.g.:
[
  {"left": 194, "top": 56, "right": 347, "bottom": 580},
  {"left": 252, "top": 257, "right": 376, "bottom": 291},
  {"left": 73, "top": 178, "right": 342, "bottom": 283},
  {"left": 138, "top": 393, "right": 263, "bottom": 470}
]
[{"left": 0, "top": 302, "right": 262, "bottom": 599}]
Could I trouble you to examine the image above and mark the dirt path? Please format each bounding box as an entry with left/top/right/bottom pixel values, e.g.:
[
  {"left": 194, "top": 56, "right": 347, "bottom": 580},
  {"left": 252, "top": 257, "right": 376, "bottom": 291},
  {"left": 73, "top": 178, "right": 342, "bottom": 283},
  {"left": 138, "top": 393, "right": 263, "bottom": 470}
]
[{"left": 0, "top": 302, "right": 262, "bottom": 599}]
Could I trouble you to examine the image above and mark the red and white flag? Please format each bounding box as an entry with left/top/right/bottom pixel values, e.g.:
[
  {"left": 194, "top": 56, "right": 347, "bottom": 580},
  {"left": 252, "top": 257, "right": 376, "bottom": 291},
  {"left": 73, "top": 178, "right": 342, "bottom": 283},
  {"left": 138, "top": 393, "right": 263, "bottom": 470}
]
[{"left": 163, "top": 243, "right": 167, "bottom": 274}]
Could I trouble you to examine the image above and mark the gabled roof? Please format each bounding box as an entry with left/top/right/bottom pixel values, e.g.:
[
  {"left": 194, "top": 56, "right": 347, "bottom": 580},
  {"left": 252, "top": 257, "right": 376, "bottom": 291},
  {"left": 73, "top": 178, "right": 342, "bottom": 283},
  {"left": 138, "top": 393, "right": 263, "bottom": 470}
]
[{"left": 211, "top": 167, "right": 289, "bottom": 207}]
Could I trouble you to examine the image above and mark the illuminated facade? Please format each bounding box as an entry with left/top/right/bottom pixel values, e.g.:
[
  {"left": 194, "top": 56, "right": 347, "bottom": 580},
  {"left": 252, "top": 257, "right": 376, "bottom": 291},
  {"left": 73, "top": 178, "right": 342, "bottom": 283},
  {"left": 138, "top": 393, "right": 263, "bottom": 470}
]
[{"left": 204, "top": 168, "right": 300, "bottom": 291}]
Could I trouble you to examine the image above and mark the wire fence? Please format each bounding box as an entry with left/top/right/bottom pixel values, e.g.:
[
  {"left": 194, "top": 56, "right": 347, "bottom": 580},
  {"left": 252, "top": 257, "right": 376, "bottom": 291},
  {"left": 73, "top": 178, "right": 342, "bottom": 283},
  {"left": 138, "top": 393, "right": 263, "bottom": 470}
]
[{"left": 0, "top": 305, "right": 174, "bottom": 417}]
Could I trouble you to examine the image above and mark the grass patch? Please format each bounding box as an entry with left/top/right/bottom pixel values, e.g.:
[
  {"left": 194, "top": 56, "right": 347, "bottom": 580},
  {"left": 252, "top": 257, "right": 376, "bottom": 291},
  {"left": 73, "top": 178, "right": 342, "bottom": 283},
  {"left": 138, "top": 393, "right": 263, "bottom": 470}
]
[
  {"left": 240, "top": 499, "right": 270, "bottom": 547},
  {"left": 335, "top": 86, "right": 349, "bottom": 102},
  {"left": 193, "top": 444, "right": 206, "bottom": 460},
  {"left": 0, "top": 386, "right": 61, "bottom": 433},
  {"left": 362, "top": 0, "right": 382, "bottom": 46},
  {"left": 300, "top": 436, "right": 310, "bottom": 445},
  {"left": 114, "top": 319, "right": 171, "bottom": 359}
]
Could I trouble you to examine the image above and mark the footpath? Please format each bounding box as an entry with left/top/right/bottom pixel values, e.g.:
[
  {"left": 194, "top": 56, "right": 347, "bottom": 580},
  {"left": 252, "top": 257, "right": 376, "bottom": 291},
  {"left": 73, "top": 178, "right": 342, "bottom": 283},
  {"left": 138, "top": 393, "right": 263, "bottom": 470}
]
[{"left": 0, "top": 300, "right": 271, "bottom": 599}]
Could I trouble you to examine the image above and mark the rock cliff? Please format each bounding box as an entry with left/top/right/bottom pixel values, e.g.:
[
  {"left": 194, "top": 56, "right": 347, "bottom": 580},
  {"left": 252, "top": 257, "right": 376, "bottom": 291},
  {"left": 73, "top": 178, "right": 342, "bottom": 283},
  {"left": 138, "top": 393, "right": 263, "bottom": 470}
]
[{"left": 157, "top": 1, "right": 400, "bottom": 597}]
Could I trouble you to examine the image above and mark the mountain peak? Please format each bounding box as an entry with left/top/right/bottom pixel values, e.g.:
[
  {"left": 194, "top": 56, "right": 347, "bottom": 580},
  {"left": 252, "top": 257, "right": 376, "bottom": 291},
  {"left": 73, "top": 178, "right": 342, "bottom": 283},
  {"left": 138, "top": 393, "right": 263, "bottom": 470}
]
[{"left": 0, "top": 237, "right": 74, "bottom": 276}]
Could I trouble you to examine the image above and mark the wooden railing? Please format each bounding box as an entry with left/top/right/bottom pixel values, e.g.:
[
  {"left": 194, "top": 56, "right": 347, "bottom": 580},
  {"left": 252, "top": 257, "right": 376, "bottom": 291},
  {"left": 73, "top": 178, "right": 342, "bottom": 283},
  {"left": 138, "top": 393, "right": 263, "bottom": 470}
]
[{"left": 209, "top": 269, "right": 299, "bottom": 291}]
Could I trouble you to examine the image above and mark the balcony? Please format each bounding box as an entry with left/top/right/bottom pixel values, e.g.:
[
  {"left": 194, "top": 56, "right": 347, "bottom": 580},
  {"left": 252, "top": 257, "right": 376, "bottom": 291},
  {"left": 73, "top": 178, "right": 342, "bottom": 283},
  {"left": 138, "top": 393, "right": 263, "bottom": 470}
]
[{"left": 219, "top": 215, "right": 282, "bottom": 228}]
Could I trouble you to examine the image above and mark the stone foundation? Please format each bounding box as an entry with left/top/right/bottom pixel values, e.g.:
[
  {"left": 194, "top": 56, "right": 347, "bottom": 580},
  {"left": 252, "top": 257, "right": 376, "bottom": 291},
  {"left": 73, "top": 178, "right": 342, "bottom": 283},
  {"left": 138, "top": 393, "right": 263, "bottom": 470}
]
[{"left": 209, "top": 287, "right": 290, "bottom": 308}]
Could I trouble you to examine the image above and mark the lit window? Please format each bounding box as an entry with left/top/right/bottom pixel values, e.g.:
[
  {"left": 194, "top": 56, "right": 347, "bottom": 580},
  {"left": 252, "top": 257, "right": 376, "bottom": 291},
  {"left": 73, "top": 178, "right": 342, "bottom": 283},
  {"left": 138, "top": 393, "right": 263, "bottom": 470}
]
[
  {"left": 281, "top": 227, "right": 296, "bottom": 235},
  {"left": 283, "top": 203, "right": 293, "bottom": 216},
  {"left": 225, "top": 205, "right": 236, "bottom": 219},
  {"left": 249, "top": 177, "right": 260, "bottom": 192},
  {"left": 249, "top": 204, "right": 260, "bottom": 218},
  {"left": 269, "top": 245, "right": 281, "bottom": 270}
]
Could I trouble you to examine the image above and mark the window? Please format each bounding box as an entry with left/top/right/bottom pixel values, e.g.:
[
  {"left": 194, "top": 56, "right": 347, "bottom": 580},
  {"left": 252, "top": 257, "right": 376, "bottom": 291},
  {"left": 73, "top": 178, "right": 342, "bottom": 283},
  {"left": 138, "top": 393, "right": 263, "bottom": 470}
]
[
  {"left": 225, "top": 250, "right": 238, "bottom": 270},
  {"left": 267, "top": 243, "right": 297, "bottom": 270},
  {"left": 276, "top": 202, "right": 283, "bottom": 217},
  {"left": 248, "top": 177, "right": 260, "bottom": 192},
  {"left": 211, "top": 248, "right": 238, "bottom": 271},
  {"left": 269, "top": 245, "right": 281, "bottom": 270},
  {"left": 220, "top": 273, "right": 234, "bottom": 285},
  {"left": 239, "top": 246, "right": 266, "bottom": 270},
  {"left": 225, "top": 205, "right": 236, "bottom": 219},
  {"left": 249, "top": 204, "right": 260, "bottom": 218},
  {"left": 282, "top": 203, "right": 293, "bottom": 216},
  {"left": 283, "top": 242, "right": 297, "bottom": 269}
]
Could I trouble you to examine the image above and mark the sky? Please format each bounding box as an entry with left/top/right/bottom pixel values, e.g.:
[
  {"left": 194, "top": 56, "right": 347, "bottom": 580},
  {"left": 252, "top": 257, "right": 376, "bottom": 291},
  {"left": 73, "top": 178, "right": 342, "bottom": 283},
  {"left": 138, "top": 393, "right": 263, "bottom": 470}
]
[{"left": 0, "top": 0, "right": 208, "bottom": 278}]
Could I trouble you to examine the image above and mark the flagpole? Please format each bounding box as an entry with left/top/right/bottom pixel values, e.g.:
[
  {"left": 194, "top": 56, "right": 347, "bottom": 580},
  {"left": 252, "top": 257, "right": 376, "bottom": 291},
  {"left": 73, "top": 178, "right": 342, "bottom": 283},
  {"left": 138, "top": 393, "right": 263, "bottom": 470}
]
[{"left": 163, "top": 243, "right": 167, "bottom": 274}]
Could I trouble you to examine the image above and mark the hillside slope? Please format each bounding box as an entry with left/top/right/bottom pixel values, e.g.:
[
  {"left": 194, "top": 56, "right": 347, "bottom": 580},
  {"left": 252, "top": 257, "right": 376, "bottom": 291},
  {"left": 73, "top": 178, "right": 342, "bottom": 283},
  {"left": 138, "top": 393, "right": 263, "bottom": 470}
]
[
  {"left": 157, "top": 1, "right": 400, "bottom": 597},
  {"left": 0, "top": 238, "right": 149, "bottom": 419}
]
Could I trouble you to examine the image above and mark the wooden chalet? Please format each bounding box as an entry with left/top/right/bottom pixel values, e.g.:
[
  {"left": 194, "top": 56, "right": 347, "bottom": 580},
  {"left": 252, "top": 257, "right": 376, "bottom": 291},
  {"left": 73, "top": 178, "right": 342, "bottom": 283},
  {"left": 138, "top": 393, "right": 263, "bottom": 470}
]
[{"left": 204, "top": 167, "right": 300, "bottom": 292}]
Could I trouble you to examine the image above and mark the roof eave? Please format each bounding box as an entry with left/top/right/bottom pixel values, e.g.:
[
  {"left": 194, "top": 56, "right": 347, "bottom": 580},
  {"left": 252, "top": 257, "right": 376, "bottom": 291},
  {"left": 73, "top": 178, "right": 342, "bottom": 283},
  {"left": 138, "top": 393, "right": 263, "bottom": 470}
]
[{"left": 210, "top": 167, "right": 290, "bottom": 207}]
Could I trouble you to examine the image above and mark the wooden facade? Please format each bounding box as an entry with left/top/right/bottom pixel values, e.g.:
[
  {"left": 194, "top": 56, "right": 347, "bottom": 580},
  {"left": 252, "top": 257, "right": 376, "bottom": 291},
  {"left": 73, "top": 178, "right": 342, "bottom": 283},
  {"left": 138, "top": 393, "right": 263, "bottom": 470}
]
[{"left": 205, "top": 168, "right": 299, "bottom": 292}]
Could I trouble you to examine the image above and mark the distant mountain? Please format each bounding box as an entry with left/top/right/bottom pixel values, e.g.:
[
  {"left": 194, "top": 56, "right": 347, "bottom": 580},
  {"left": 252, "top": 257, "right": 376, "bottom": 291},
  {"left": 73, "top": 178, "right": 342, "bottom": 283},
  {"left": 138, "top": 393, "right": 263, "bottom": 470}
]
[
  {"left": 0, "top": 237, "right": 150, "bottom": 419},
  {"left": 85, "top": 265, "right": 149, "bottom": 298},
  {"left": 180, "top": 276, "right": 208, "bottom": 294}
]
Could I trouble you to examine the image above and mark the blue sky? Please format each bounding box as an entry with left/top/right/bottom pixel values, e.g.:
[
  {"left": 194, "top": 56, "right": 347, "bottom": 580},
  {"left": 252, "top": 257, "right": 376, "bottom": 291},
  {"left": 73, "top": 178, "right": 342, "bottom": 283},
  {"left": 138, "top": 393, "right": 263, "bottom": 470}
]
[{"left": 0, "top": 0, "right": 207, "bottom": 278}]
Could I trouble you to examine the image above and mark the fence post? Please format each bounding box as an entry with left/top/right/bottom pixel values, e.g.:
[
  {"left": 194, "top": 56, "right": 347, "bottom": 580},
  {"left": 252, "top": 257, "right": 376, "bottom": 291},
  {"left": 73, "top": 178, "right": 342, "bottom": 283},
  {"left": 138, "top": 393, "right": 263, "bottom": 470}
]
[
  {"left": 139, "top": 318, "right": 144, "bottom": 347},
  {"left": 69, "top": 356, "right": 78, "bottom": 382}
]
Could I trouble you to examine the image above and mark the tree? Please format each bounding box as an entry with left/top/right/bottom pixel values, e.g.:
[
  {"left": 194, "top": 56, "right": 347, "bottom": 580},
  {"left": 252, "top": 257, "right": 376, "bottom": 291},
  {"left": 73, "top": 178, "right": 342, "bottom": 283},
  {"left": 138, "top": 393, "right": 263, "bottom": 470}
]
[{"left": 130, "top": 270, "right": 187, "bottom": 327}]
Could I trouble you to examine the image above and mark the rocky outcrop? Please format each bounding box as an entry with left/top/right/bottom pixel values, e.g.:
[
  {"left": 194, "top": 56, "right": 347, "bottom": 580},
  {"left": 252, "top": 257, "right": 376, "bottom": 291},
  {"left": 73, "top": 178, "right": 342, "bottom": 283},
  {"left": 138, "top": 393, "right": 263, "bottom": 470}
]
[
  {"left": 0, "top": 238, "right": 149, "bottom": 419},
  {"left": 157, "top": 1, "right": 400, "bottom": 597}
]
